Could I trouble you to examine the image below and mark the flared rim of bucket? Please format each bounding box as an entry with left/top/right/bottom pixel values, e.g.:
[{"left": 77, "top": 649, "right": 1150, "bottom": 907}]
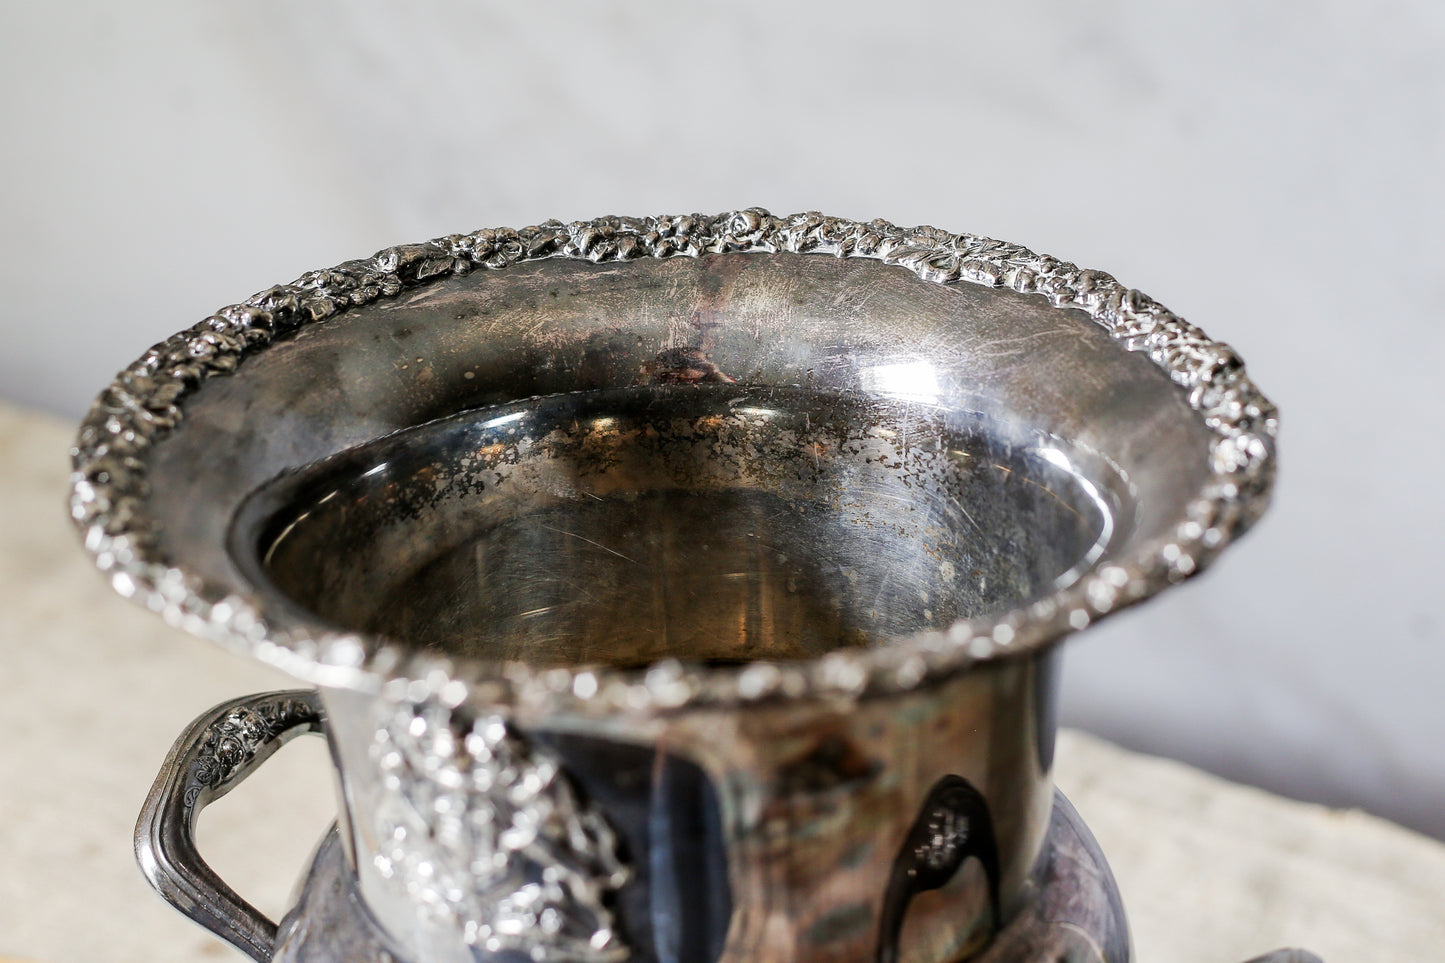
[{"left": 70, "top": 209, "right": 1275, "bottom": 717}]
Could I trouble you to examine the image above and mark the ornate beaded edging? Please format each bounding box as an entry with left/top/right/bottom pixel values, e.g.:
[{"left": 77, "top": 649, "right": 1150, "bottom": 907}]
[{"left": 69, "top": 209, "right": 1276, "bottom": 716}]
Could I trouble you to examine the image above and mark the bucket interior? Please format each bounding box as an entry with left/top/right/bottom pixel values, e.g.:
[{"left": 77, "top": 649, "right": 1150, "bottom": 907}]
[{"left": 233, "top": 384, "right": 1126, "bottom": 668}]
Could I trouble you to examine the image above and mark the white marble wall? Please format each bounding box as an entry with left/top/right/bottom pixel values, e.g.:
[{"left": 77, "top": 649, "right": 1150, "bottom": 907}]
[{"left": 3, "top": 2, "right": 1441, "bottom": 838}]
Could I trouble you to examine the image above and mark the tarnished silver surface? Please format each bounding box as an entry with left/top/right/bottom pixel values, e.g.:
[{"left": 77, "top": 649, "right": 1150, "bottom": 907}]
[
  {"left": 80, "top": 211, "right": 1281, "bottom": 963},
  {"left": 315, "top": 653, "right": 1058, "bottom": 963}
]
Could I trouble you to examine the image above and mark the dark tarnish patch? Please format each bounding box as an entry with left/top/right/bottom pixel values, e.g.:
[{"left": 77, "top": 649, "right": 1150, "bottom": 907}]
[
  {"left": 639, "top": 345, "right": 736, "bottom": 385},
  {"left": 775, "top": 732, "right": 883, "bottom": 796}
]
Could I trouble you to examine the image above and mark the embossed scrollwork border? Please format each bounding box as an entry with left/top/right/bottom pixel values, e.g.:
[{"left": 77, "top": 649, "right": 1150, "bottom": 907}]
[
  {"left": 181, "top": 695, "right": 320, "bottom": 813},
  {"left": 69, "top": 209, "right": 1276, "bottom": 713}
]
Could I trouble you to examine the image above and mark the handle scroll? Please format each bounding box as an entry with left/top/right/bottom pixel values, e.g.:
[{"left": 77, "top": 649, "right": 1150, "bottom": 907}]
[{"left": 135, "top": 690, "right": 324, "bottom": 963}]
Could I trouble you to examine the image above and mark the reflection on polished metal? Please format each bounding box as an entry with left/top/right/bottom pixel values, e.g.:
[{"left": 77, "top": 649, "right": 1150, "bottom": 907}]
[
  {"left": 269, "top": 794, "right": 1129, "bottom": 963},
  {"left": 75, "top": 210, "right": 1307, "bottom": 963}
]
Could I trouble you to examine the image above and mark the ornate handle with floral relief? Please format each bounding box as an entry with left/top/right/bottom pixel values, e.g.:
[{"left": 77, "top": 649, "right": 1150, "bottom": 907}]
[{"left": 135, "top": 690, "right": 325, "bottom": 963}]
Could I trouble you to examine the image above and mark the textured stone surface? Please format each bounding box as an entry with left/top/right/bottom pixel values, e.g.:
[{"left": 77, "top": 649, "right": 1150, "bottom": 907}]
[
  {"left": 1056, "top": 729, "right": 1445, "bottom": 962},
  {"left": 0, "top": 402, "right": 332, "bottom": 961},
  {"left": 3, "top": 401, "right": 1442, "bottom": 963}
]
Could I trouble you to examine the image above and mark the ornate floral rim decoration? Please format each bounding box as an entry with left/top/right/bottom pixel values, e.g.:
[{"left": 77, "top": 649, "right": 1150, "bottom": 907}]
[{"left": 70, "top": 209, "right": 1276, "bottom": 715}]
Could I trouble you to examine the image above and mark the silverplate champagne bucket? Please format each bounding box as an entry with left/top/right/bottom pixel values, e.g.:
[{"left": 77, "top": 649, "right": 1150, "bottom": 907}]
[{"left": 71, "top": 210, "right": 1288, "bottom": 963}]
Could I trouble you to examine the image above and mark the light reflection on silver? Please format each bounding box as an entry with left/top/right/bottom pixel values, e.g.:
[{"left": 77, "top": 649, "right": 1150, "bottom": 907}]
[
  {"left": 484, "top": 411, "right": 528, "bottom": 430},
  {"left": 1032, "top": 446, "right": 1117, "bottom": 592},
  {"left": 860, "top": 359, "right": 944, "bottom": 406}
]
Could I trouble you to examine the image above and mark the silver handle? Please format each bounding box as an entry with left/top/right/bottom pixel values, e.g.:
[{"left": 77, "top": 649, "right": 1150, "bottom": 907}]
[{"left": 135, "top": 690, "right": 325, "bottom": 963}]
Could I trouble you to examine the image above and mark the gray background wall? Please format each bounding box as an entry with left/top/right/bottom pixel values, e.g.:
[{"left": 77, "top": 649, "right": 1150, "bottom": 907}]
[{"left": 3, "top": 2, "right": 1441, "bottom": 838}]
